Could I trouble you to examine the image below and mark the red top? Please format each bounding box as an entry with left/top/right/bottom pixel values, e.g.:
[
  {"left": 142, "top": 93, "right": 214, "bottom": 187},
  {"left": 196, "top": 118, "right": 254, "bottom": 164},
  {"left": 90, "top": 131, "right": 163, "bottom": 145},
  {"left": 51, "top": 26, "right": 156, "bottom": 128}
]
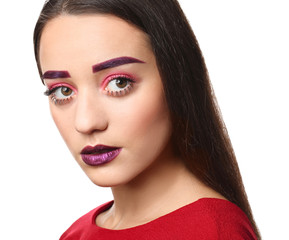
[{"left": 60, "top": 198, "right": 257, "bottom": 240}]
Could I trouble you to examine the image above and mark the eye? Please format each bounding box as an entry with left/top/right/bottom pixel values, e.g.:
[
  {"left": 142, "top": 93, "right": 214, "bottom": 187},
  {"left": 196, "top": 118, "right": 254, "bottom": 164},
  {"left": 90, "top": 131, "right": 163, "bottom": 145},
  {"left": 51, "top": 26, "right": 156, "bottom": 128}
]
[
  {"left": 104, "top": 75, "right": 135, "bottom": 96},
  {"left": 53, "top": 86, "right": 74, "bottom": 99},
  {"left": 44, "top": 85, "right": 75, "bottom": 105}
]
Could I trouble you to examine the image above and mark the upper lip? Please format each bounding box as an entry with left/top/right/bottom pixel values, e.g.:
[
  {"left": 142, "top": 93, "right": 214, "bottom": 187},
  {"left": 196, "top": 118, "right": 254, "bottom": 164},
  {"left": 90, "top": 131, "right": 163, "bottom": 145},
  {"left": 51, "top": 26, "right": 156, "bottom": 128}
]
[{"left": 81, "top": 145, "right": 120, "bottom": 155}]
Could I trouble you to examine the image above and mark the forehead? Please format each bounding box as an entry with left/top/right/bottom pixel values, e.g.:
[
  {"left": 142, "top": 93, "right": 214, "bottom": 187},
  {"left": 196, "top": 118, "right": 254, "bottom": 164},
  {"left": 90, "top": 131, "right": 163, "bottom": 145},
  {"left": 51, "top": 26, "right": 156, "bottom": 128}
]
[{"left": 39, "top": 14, "right": 151, "bottom": 70}]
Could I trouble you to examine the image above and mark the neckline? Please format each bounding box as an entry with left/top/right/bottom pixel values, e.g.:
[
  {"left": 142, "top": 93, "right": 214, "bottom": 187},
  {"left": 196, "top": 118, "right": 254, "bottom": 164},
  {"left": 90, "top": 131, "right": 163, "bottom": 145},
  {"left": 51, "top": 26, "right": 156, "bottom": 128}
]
[{"left": 92, "top": 198, "right": 231, "bottom": 232}]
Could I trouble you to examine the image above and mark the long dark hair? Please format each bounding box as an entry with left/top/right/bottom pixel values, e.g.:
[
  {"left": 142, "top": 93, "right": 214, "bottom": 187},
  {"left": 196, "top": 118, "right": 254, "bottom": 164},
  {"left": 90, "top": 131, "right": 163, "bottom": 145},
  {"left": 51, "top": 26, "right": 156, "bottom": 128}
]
[{"left": 34, "top": 0, "right": 260, "bottom": 238}]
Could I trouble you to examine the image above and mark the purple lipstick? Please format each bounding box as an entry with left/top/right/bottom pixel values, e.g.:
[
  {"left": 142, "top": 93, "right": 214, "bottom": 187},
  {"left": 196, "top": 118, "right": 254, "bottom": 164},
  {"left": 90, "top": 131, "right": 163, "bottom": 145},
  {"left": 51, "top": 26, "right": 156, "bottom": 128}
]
[{"left": 81, "top": 145, "right": 121, "bottom": 166}]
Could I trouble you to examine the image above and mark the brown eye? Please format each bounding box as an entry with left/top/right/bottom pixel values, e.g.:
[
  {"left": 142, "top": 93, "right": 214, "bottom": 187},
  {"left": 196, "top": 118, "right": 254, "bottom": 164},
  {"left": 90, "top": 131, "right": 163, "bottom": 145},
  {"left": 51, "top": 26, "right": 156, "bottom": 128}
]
[
  {"left": 61, "top": 87, "right": 73, "bottom": 96},
  {"left": 105, "top": 75, "right": 135, "bottom": 97},
  {"left": 116, "top": 78, "right": 129, "bottom": 88},
  {"left": 51, "top": 86, "right": 75, "bottom": 100}
]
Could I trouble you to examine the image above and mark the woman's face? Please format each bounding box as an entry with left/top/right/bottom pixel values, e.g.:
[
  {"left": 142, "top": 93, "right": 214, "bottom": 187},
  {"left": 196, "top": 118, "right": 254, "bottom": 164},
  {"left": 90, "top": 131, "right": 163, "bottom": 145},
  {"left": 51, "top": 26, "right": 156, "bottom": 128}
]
[{"left": 39, "top": 14, "right": 173, "bottom": 187}]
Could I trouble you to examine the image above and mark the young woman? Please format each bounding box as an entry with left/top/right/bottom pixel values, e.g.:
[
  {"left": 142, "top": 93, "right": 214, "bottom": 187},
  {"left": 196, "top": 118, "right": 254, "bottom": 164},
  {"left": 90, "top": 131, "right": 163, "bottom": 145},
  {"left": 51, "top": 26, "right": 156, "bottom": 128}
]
[{"left": 34, "top": 0, "right": 260, "bottom": 239}]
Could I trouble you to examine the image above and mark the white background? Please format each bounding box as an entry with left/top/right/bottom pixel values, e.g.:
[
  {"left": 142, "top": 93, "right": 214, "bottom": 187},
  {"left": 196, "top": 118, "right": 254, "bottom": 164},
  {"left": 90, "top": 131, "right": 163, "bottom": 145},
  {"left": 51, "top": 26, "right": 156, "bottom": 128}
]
[{"left": 0, "top": 0, "right": 288, "bottom": 239}]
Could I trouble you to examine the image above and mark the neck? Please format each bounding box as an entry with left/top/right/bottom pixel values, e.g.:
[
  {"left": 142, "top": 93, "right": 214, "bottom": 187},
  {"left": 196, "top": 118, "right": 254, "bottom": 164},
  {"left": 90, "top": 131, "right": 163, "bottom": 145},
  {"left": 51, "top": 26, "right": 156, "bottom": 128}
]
[
  {"left": 97, "top": 153, "right": 222, "bottom": 229},
  {"left": 112, "top": 156, "right": 189, "bottom": 210}
]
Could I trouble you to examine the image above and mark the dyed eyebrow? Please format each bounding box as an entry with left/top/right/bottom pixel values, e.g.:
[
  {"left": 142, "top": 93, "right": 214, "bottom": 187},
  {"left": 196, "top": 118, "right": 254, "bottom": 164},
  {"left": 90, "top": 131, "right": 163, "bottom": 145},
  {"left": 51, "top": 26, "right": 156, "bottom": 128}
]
[
  {"left": 42, "top": 70, "right": 71, "bottom": 79},
  {"left": 92, "top": 56, "right": 145, "bottom": 73}
]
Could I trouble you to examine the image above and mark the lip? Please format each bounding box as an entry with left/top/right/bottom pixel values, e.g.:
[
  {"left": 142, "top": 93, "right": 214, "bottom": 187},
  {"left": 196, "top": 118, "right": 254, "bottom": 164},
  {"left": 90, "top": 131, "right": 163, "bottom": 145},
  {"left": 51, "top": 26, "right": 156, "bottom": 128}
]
[{"left": 80, "top": 145, "right": 122, "bottom": 166}]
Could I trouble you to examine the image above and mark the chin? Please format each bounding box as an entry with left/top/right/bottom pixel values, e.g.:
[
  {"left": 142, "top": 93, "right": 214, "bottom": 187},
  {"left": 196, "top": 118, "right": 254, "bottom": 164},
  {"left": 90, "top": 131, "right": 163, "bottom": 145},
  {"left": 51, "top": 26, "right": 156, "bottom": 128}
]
[
  {"left": 82, "top": 168, "right": 139, "bottom": 188},
  {"left": 88, "top": 176, "right": 134, "bottom": 188}
]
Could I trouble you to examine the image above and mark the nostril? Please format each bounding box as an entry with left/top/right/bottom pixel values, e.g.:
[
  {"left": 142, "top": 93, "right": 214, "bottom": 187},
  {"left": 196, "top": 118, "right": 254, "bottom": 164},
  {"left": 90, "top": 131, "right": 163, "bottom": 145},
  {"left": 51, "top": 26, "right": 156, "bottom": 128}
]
[
  {"left": 73, "top": 89, "right": 109, "bottom": 134},
  {"left": 74, "top": 104, "right": 108, "bottom": 135},
  {"left": 75, "top": 116, "right": 108, "bottom": 134}
]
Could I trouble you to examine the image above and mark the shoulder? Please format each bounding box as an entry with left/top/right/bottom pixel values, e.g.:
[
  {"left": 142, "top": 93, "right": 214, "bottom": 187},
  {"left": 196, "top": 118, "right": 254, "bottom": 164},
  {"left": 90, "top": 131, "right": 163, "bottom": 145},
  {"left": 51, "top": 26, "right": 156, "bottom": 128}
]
[
  {"left": 189, "top": 198, "right": 258, "bottom": 240},
  {"left": 59, "top": 201, "right": 113, "bottom": 240}
]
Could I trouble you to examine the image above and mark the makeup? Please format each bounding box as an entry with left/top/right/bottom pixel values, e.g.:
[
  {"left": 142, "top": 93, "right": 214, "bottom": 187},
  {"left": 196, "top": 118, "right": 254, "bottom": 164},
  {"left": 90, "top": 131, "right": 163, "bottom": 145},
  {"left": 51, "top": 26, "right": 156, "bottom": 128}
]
[
  {"left": 102, "top": 74, "right": 135, "bottom": 97},
  {"left": 50, "top": 94, "right": 73, "bottom": 105},
  {"left": 42, "top": 70, "right": 71, "bottom": 79},
  {"left": 81, "top": 145, "right": 122, "bottom": 166},
  {"left": 92, "top": 56, "right": 144, "bottom": 73},
  {"left": 44, "top": 83, "right": 76, "bottom": 105}
]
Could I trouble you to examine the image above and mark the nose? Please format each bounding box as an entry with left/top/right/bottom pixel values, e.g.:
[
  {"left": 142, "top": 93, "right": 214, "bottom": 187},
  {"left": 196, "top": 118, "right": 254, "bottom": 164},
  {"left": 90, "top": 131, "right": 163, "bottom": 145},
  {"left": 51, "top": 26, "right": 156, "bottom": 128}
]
[{"left": 74, "top": 90, "right": 108, "bottom": 134}]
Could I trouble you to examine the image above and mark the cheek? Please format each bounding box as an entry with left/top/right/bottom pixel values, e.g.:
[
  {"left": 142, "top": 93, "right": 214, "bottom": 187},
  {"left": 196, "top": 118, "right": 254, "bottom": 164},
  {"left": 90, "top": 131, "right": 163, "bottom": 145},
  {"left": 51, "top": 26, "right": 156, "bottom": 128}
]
[
  {"left": 112, "top": 85, "right": 172, "bottom": 147},
  {"left": 49, "top": 104, "right": 74, "bottom": 145}
]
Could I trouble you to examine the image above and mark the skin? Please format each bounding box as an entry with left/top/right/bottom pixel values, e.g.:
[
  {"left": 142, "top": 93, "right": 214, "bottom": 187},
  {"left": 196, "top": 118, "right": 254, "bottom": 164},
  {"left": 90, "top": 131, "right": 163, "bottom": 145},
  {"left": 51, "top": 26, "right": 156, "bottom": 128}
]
[{"left": 39, "top": 14, "right": 224, "bottom": 230}]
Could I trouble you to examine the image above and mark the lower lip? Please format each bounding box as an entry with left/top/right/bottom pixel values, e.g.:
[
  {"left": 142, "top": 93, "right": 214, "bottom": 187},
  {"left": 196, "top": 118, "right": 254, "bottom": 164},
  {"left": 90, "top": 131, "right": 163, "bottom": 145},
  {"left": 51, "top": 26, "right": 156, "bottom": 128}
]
[{"left": 81, "top": 148, "right": 122, "bottom": 166}]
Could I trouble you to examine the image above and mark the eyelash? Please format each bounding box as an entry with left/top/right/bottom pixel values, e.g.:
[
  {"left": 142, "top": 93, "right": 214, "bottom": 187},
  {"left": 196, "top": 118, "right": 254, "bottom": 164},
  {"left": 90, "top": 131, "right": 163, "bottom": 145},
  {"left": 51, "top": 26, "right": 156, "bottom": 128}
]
[
  {"left": 103, "top": 75, "right": 135, "bottom": 97},
  {"left": 44, "top": 85, "right": 75, "bottom": 105},
  {"left": 44, "top": 75, "right": 135, "bottom": 105}
]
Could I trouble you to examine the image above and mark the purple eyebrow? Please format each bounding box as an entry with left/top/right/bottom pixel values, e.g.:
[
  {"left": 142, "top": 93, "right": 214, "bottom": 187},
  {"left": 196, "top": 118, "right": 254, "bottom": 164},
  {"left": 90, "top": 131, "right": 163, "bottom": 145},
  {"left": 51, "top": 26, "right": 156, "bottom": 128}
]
[
  {"left": 92, "top": 56, "right": 145, "bottom": 73},
  {"left": 42, "top": 70, "right": 71, "bottom": 79}
]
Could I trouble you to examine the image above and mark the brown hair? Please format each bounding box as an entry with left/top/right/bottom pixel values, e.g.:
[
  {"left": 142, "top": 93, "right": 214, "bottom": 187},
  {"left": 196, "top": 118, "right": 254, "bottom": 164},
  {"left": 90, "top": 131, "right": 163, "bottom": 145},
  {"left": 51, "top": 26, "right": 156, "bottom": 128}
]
[{"left": 34, "top": 0, "right": 260, "bottom": 238}]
